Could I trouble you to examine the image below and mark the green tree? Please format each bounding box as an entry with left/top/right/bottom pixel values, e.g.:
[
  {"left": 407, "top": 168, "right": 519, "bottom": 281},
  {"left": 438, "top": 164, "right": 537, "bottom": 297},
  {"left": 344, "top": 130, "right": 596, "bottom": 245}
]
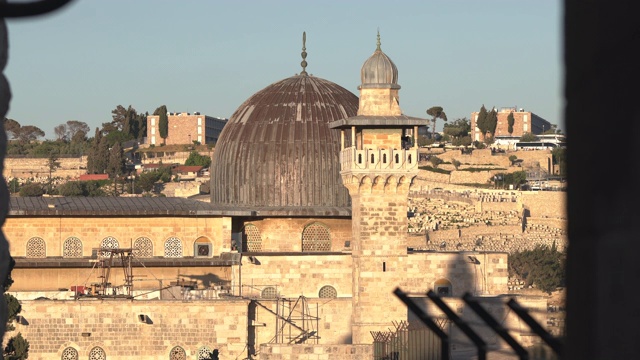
[
  {"left": 507, "top": 112, "right": 515, "bottom": 135},
  {"left": 509, "top": 244, "right": 565, "bottom": 294},
  {"left": 487, "top": 107, "right": 498, "bottom": 137},
  {"left": 14, "top": 125, "right": 45, "bottom": 144},
  {"left": 451, "top": 159, "right": 461, "bottom": 170},
  {"left": 552, "top": 147, "right": 566, "bottom": 175},
  {"left": 154, "top": 105, "right": 169, "bottom": 144},
  {"left": 476, "top": 105, "right": 489, "bottom": 140},
  {"left": 3, "top": 118, "right": 21, "bottom": 140},
  {"left": 107, "top": 142, "right": 125, "bottom": 178},
  {"left": 519, "top": 132, "right": 538, "bottom": 142},
  {"left": 47, "top": 152, "right": 60, "bottom": 195},
  {"left": 18, "top": 183, "right": 43, "bottom": 197},
  {"left": 509, "top": 155, "right": 518, "bottom": 165},
  {"left": 3, "top": 257, "right": 30, "bottom": 360},
  {"left": 56, "top": 181, "right": 85, "bottom": 196},
  {"left": 426, "top": 106, "right": 447, "bottom": 138},
  {"left": 184, "top": 151, "right": 211, "bottom": 168},
  {"left": 443, "top": 118, "right": 470, "bottom": 139},
  {"left": 86, "top": 127, "right": 101, "bottom": 174}
]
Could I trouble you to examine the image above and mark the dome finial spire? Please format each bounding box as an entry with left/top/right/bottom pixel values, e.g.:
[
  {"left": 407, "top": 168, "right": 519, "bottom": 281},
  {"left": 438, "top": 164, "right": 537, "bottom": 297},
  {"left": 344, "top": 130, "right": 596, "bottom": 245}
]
[
  {"left": 376, "top": 28, "right": 381, "bottom": 51},
  {"left": 300, "top": 31, "right": 308, "bottom": 76}
]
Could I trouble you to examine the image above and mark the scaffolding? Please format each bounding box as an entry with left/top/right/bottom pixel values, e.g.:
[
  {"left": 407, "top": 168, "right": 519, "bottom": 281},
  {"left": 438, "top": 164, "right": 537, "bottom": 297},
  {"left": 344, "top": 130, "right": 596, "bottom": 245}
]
[{"left": 79, "top": 248, "right": 135, "bottom": 299}]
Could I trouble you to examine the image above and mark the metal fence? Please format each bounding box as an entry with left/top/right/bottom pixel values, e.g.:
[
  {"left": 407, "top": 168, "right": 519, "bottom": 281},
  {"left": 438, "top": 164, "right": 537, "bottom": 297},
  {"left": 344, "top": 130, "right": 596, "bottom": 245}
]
[{"left": 373, "top": 320, "right": 444, "bottom": 360}]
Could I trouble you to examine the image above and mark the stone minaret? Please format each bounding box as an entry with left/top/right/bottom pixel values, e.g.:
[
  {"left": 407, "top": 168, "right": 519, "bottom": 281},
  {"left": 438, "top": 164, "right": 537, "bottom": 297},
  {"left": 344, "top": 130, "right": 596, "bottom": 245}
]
[{"left": 329, "top": 32, "right": 428, "bottom": 344}]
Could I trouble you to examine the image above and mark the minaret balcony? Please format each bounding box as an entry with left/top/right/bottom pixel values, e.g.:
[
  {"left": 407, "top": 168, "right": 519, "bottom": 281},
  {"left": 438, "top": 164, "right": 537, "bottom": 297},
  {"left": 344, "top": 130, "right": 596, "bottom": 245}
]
[{"left": 340, "top": 146, "right": 419, "bottom": 174}]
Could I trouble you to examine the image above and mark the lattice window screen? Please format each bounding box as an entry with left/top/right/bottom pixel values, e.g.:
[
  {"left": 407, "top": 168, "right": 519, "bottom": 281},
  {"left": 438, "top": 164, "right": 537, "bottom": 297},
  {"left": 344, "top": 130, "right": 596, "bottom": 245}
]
[
  {"left": 100, "top": 236, "right": 119, "bottom": 257},
  {"left": 88, "top": 347, "right": 106, "bottom": 360},
  {"left": 61, "top": 347, "right": 78, "bottom": 360},
  {"left": 26, "top": 237, "right": 46, "bottom": 258},
  {"left": 197, "top": 346, "right": 213, "bottom": 360},
  {"left": 63, "top": 237, "right": 82, "bottom": 258},
  {"left": 133, "top": 237, "right": 153, "bottom": 258},
  {"left": 261, "top": 287, "right": 277, "bottom": 299},
  {"left": 164, "top": 237, "right": 183, "bottom": 258},
  {"left": 301, "top": 223, "right": 331, "bottom": 252},
  {"left": 169, "top": 346, "right": 186, "bottom": 360},
  {"left": 319, "top": 285, "right": 337, "bottom": 298},
  {"left": 245, "top": 224, "right": 262, "bottom": 252}
]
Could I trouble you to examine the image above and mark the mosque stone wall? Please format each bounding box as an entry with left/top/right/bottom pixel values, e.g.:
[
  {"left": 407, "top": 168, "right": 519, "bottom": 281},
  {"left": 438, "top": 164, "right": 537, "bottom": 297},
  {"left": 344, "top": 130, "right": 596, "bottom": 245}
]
[
  {"left": 259, "top": 344, "right": 373, "bottom": 360},
  {"left": 243, "top": 217, "right": 352, "bottom": 252},
  {"left": 239, "top": 254, "right": 353, "bottom": 299},
  {"left": 3, "top": 216, "right": 231, "bottom": 258}
]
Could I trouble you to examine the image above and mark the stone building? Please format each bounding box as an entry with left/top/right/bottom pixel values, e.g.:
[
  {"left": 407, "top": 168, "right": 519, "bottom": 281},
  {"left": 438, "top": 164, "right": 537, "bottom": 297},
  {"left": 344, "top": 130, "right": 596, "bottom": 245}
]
[
  {"left": 470, "top": 107, "right": 552, "bottom": 141},
  {"left": 146, "top": 112, "right": 227, "bottom": 146},
  {"left": 2, "top": 36, "right": 523, "bottom": 359}
]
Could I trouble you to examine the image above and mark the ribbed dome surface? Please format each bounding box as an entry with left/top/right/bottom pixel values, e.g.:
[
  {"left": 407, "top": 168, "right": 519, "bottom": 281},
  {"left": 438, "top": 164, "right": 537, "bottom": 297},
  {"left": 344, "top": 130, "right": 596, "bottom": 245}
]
[
  {"left": 210, "top": 75, "right": 359, "bottom": 213},
  {"left": 360, "top": 48, "right": 398, "bottom": 86}
]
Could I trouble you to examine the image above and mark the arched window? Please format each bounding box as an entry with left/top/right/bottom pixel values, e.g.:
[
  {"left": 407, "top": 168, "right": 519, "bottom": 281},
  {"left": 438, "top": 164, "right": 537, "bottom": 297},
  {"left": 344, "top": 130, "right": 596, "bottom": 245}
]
[
  {"left": 100, "top": 236, "right": 119, "bottom": 257},
  {"left": 88, "top": 346, "right": 106, "bottom": 360},
  {"left": 61, "top": 347, "right": 78, "bottom": 360},
  {"left": 164, "top": 237, "right": 183, "bottom": 258},
  {"left": 169, "top": 346, "right": 186, "bottom": 360},
  {"left": 395, "top": 153, "right": 400, "bottom": 163},
  {"left": 301, "top": 223, "right": 331, "bottom": 252},
  {"left": 370, "top": 153, "right": 375, "bottom": 163},
  {"left": 63, "top": 237, "right": 83, "bottom": 258},
  {"left": 261, "top": 286, "right": 277, "bottom": 299},
  {"left": 194, "top": 237, "right": 212, "bottom": 257},
  {"left": 26, "top": 237, "right": 46, "bottom": 258},
  {"left": 133, "top": 237, "right": 153, "bottom": 258},
  {"left": 434, "top": 278, "right": 453, "bottom": 296},
  {"left": 197, "top": 346, "right": 214, "bottom": 360},
  {"left": 383, "top": 153, "right": 387, "bottom": 163},
  {"left": 319, "top": 285, "right": 337, "bottom": 298},
  {"left": 245, "top": 224, "right": 262, "bottom": 252}
]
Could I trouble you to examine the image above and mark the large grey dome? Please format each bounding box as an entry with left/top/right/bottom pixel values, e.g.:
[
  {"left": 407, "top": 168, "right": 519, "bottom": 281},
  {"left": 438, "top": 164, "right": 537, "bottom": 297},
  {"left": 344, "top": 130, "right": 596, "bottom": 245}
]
[
  {"left": 210, "top": 74, "right": 359, "bottom": 216},
  {"left": 360, "top": 34, "right": 399, "bottom": 88}
]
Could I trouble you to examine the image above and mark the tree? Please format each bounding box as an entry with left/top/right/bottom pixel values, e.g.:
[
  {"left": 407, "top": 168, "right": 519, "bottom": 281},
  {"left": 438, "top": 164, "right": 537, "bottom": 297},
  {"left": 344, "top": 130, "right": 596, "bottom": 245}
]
[
  {"left": 443, "top": 118, "right": 470, "bottom": 139},
  {"left": 3, "top": 257, "right": 29, "bottom": 360},
  {"left": 552, "top": 147, "right": 567, "bottom": 175},
  {"left": 66, "top": 120, "right": 90, "bottom": 142},
  {"left": 507, "top": 112, "right": 515, "bottom": 135},
  {"left": 56, "top": 181, "right": 85, "bottom": 196},
  {"left": 426, "top": 106, "right": 447, "bottom": 138},
  {"left": 487, "top": 107, "right": 498, "bottom": 137},
  {"left": 429, "top": 156, "right": 444, "bottom": 168},
  {"left": 3, "top": 118, "right": 20, "bottom": 139},
  {"left": 184, "top": 151, "right": 211, "bottom": 168},
  {"left": 154, "top": 105, "right": 169, "bottom": 144},
  {"left": 509, "top": 244, "right": 565, "bottom": 294},
  {"left": 47, "top": 152, "right": 60, "bottom": 195},
  {"left": 54, "top": 124, "right": 67, "bottom": 141},
  {"left": 18, "top": 183, "right": 44, "bottom": 197},
  {"left": 14, "top": 125, "right": 45, "bottom": 143},
  {"left": 107, "top": 142, "right": 125, "bottom": 179},
  {"left": 476, "top": 105, "right": 489, "bottom": 140},
  {"left": 519, "top": 132, "right": 538, "bottom": 142}
]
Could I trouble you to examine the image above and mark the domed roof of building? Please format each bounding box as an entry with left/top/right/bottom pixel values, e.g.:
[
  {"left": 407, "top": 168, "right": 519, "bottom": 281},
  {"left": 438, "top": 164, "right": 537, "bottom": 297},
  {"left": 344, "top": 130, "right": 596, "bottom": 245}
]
[
  {"left": 360, "top": 32, "right": 399, "bottom": 88},
  {"left": 210, "top": 74, "right": 359, "bottom": 216}
]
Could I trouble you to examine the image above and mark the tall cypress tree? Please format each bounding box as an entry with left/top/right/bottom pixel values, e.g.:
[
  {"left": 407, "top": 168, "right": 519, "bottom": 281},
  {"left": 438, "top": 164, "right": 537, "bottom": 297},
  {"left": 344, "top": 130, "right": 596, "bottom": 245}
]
[
  {"left": 86, "top": 127, "right": 102, "bottom": 174},
  {"left": 487, "top": 107, "right": 498, "bottom": 136},
  {"left": 476, "top": 105, "right": 489, "bottom": 140},
  {"left": 154, "top": 105, "right": 169, "bottom": 144},
  {"left": 507, "top": 111, "right": 515, "bottom": 135}
]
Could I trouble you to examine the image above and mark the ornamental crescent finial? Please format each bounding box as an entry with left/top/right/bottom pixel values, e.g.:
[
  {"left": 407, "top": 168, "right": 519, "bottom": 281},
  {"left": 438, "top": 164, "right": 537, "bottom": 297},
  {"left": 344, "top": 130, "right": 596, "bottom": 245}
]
[{"left": 301, "top": 31, "right": 308, "bottom": 76}]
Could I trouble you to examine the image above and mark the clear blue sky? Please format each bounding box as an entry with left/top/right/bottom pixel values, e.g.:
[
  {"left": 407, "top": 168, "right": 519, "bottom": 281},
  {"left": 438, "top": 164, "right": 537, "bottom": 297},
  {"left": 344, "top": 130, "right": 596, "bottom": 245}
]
[{"left": 4, "top": 0, "right": 562, "bottom": 139}]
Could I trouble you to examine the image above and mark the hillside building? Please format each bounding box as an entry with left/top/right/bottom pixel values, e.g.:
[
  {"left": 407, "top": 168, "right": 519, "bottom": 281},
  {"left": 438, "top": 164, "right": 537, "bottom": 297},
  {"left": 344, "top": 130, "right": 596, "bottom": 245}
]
[
  {"left": 471, "top": 107, "right": 552, "bottom": 142},
  {"left": 146, "top": 112, "right": 227, "bottom": 146}
]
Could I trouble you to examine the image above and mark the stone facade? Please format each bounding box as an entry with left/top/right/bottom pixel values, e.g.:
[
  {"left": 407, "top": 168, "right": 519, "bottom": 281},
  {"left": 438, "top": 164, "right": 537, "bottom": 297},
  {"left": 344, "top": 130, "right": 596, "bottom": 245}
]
[
  {"left": 3, "top": 156, "right": 87, "bottom": 180},
  {"left": 146, "top": 112, "right": 227, "bottom": 146},
  {"left": 470, "top": 108, "right": 552, "bottom": 141}
]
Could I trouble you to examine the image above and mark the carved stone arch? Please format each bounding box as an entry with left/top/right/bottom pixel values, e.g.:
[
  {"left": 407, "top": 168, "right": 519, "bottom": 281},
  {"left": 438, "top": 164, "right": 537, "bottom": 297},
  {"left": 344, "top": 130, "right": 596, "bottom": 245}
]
[
  {"left": 372, "top": 175, "right": 386, "bottom": 193},
  {"left": 26, "top": 237, "right": 46, "bottom": 258},
  {"left": 63, "top": 237, "right": 83, "bottom": 258},
  {"left": 359, "top": 175, "right": 373, "bottom": 194},
  {"left": 194, "top": 236, "right": 212, "bottom": 257},
  {"left": 434, "top": 278, "right": 453, "bottom": 296},
  {"left": 301, "top": 222, "right": 331, "bottom": 252},
  {"left": 385, "top": 175, "right": 399, "bottom": 193},
  {"left": 398, "top": 175, "right": 413, "bottom": 192}
]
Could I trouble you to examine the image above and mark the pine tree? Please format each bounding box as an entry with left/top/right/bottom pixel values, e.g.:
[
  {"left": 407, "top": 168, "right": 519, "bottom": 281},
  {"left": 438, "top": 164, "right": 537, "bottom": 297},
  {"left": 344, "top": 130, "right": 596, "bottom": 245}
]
[
  {"left": 426, "top": 106, "right": 447, "bottom": 139},
  {"left": 487, "top": 107, "right": 498, "bottom": 137},
  {"left": 107, "top": 142, "right": 124, "bottom": 179},
  {"left": 86, "top": 127, "right": 102, "bottom": 174},
  {"left": 3, "top": 257, "right": 29, "bottom": 360},
  {"left": 94, "top": 136, "right": 110, "bottom": 174}
]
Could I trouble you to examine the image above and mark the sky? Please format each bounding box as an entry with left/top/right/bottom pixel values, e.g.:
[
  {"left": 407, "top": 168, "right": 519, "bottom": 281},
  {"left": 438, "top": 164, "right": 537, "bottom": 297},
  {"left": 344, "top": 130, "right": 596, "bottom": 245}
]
[{"left": 4, "top": 0, "right": 562, "bottom": 140}]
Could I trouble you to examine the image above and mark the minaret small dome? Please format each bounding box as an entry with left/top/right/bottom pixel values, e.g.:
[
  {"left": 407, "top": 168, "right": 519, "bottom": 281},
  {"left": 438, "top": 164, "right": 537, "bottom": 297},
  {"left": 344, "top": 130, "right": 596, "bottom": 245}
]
[{"left": 360, "top": 32, "right": 399, "bottom": 87}]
